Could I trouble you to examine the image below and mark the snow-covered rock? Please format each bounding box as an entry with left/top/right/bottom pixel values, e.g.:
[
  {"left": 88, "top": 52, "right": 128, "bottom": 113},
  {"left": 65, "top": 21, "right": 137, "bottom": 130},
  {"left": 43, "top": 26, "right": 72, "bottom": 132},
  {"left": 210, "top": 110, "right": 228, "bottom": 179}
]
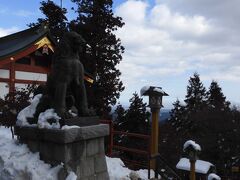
[{"left": 183, "top": 140, "right": 201, "bottom": 151}]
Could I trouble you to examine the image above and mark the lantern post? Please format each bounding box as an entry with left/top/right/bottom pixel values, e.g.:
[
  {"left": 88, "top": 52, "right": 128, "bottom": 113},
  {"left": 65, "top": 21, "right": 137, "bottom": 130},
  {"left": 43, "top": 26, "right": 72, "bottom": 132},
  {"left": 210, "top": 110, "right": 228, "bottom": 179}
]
[
  {"left": 141, "top": 86, "right": 168, "bottom": 169},
  {"left": 183, "top": 140, "right": 201, "bottom": 180}
]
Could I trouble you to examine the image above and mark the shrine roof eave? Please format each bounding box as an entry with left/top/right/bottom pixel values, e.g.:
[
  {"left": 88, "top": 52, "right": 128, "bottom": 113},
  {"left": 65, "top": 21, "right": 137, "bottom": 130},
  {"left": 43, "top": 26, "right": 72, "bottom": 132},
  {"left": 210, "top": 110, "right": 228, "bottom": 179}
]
[{"left": 0, "top": 24, "right": 56, "bottom": 62}]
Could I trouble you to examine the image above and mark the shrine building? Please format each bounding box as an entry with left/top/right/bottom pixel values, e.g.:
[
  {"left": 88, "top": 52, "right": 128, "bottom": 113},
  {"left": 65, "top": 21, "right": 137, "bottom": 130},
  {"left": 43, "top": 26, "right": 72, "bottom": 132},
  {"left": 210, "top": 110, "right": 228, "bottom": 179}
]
[{"left": 0, "top": 25, "right": 93, "bottom": 98}]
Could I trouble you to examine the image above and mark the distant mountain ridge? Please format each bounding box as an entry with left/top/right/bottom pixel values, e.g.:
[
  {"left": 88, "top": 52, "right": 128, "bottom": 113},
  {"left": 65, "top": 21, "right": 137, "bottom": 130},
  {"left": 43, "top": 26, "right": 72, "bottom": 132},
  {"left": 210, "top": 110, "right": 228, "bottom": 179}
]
[
  {"left": 159, "top": 108, "right": 171, "bottom": 122},
  {"left": 111, "top": 105, "right": 171, "bottom": 122}
]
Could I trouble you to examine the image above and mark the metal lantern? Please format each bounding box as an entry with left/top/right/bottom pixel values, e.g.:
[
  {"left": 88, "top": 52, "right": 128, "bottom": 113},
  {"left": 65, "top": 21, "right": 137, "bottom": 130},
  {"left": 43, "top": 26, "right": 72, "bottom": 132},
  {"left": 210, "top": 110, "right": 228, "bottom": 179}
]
[{"left": 141, "top": 86, "right": 168, "bottom": 109}]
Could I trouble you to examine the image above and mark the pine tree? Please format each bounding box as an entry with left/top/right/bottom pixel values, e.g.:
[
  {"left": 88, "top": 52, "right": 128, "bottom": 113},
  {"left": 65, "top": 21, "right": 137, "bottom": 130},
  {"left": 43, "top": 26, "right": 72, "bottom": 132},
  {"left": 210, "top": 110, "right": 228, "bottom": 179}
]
[
  {"left": 30, "top": 0, "right": 68, "bottom": 42},
  {"left": 70, "top": 0, "right": 125, "bottom": 117},
  {"left": 114, "top": 103, "right": 126, "bottom": 129},
  {"left": 169, "top": 99, "right": 185, "bottom": 132},
  {"left": 124, "top": 92, "right": 150, "bottom": 134},
  {"left": 207, "top": 80, "right": 230, "bottom": 111},
  {"left": 185, "top": 72, "right": 207, "bottom": 113},
  {"left": 116, "top": 93, "right": 150, "bottom": 164}
]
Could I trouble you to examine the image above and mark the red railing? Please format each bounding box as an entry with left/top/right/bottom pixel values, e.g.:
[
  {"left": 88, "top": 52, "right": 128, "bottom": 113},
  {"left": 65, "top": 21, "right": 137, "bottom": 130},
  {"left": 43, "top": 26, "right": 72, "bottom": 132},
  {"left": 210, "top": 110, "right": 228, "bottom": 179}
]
[{"left": 100, "top": 120, "right": 151, "bottom": 169}]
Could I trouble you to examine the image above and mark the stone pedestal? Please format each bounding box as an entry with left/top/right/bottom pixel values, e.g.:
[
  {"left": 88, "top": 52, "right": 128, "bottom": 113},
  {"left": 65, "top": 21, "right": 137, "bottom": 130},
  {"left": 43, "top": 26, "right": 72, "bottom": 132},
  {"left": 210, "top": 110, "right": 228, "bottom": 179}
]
[{"left": 15, "top": 124, "right": 109, "bottom": 180}]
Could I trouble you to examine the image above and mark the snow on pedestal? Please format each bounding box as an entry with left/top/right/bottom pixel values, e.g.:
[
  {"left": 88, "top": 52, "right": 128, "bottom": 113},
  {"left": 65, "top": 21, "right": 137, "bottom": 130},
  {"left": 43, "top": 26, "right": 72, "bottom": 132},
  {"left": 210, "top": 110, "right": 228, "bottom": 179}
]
[
  {"left": 183, "top": 140, "right": 201, "bottom": 152},
  {"left": 16, "top": 94, "right": 63, "bottom": 129},
  {"left": 208, "top": 173, "right": 221, "bottom": 180},
  {"left": 38, "top": 109, "right": 61, "bottom": 129},
  {"left": 16, "top": 94, "right": 42, "bottom": 127},
  {"left": 176, "top": 158, "right": 214, "bottom": 174}
]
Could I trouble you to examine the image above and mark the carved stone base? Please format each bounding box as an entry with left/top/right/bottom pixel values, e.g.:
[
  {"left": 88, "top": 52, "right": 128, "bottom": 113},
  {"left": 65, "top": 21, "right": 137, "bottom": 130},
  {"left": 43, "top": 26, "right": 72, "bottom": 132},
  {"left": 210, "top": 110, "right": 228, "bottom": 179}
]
[{"left": 15, "top": 124, "right": 109, "bottom": 180}]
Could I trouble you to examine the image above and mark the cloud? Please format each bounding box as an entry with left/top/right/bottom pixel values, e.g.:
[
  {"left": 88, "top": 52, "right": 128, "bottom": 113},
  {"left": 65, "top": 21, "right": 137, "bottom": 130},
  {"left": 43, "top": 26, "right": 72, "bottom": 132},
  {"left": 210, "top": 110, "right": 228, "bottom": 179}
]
[
  {"left": 0, "top": 27, "right": 19, "bottom": 37},
  {"left": 150, "top": 4, "right": 211, "bottom": 37},
  {"left": 116, "top": 0, "right": 148, "bottom": 25},
  {"left": 114, "top": 0, "right": 240, "bottom": 105}
]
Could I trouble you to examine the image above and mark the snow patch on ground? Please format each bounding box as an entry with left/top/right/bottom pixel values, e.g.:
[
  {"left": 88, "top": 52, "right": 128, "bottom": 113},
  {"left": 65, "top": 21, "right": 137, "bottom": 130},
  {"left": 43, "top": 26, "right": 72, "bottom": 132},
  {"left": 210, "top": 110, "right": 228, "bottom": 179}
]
[
  {"left": 106, "top": 156, "right": 155, "bottom": 179},
  {"left": 106, "top": 156, "right": 131, "bottom": 179},
  {"left": 0, "top": 127, "right": 62, "bottom": 180}
]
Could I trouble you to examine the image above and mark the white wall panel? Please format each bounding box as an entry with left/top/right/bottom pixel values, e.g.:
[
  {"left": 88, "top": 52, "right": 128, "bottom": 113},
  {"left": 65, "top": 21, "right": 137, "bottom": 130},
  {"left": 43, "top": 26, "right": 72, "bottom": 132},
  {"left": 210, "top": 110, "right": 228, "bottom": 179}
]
[
  {"left": 0, "top": 69, "right": 9, "bottom": 78},
  {"left": 15, "top": 71, "right": 47, "bottom": 81},
  {"left": 0, "top": 82, "right": 9, "bottom": 98}
]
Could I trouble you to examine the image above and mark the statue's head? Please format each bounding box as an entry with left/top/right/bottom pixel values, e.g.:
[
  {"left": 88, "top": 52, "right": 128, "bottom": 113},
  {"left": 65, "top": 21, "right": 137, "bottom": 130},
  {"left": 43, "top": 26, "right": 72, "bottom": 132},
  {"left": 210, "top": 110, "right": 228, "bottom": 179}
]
[
  {"left": 63, "top": 32, "right": 86, "bottom": 52},
  {"left": 55, "top": 31, "right": 87, "bottom": 58}
]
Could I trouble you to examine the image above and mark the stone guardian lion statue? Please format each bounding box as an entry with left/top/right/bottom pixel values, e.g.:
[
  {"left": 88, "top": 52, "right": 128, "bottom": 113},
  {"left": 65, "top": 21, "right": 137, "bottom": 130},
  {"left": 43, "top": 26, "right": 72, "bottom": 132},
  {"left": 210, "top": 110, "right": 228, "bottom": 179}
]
[{"left": 46, "top": 31, "right": 90, "bottom": 117}]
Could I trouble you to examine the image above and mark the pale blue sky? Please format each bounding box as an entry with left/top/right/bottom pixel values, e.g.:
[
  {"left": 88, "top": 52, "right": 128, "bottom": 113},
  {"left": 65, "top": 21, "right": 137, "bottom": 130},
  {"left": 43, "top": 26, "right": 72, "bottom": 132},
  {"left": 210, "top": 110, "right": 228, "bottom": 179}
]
[{"left": 1, "top": 0, "right": 240, "bottom": 109}]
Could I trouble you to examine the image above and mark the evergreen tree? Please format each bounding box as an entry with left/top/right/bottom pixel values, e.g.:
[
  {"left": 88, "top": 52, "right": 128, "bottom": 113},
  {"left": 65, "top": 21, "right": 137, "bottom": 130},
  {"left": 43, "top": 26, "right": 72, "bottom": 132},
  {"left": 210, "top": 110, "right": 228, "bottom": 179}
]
[
  {"left": 207, "top": 80, "right": 230, "bottom": 111},
  {"left": 114, "top": 103, "right": 126, "bottom": 130},
  {"left": 70, "top": 0, "right": 125, "bottom": 117},
  {"left": 30, "top": 0, "right": 68, "bottom": 42},
  {"left": 115, "top": 93, "right": 150, "bottom": 165},
  {"left": 124, "top": 92, "right": 150, "bottom": 134},
  {"left": 185, "top": 72, "right": 207, "bottom": 113},
  {"left": 159, "top": 73, "right": 240, "bottom": 176},
  {"left": 169, "top": 99, "right": 185, "bottom": 132}
]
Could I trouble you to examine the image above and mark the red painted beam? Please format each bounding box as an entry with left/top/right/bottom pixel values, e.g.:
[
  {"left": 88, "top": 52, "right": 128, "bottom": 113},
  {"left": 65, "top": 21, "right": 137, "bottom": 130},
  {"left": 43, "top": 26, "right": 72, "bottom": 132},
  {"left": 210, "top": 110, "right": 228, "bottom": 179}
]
[
  {"left": 0, "top": 77, "right": 45, "bottom": 85},
  {"left": 0, "top": 78, "right": 9, "bottom": 83},
  {"left": 0, "top": 45, "right": 38, "bottom": 67},
  {"left": 15, "top": 64, "right": 50, "bottom": 74}
]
